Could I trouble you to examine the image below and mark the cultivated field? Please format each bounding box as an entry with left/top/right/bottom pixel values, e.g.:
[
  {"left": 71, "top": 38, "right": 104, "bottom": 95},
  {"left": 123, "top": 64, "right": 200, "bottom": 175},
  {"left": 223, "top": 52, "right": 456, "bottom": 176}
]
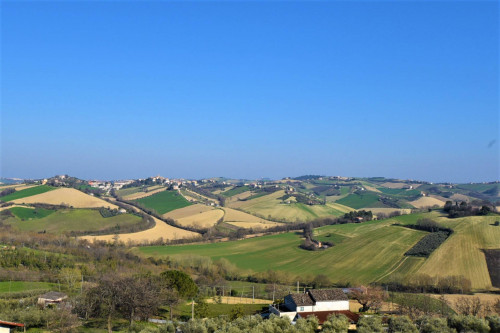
[
  {"left": 369, "top": 208, "right": 412, "bottom": 216},
  {"left": 410, "top": 196, "right": 445, "bottom": 208},
  {"left": 0, "top": 281, "right": 55, "bottom": 294},
  {"left": 206, "top": 296, "right": 271, "bottom": 305},
  {"left": 381, "top": 182, "right": 420, "bottom": 189},
  {"left": 139, "top": 217, "right": 427, "bottom": 283},
  {"left": 429, "top": 293, "right": 500, "bottom": 312},
  {"left": 229, "top": 190, "right": 346, "bottom": 222},
  {"left": 135, "top": 190, "right": 192, "bottom": 215},
  {"left": 6, "top": 209, "right": 141, "bottom": 234},
  {"left": 416, "top": 215, "right": 500, "bottom": 290},
  {"left": 164, "top": 205, "right": 224, "bottom": 228},
  {"left": 123, "top": 187, "right": 166, "bottom": 200},
  {"left": 1, "top": 185, "right": 55, "bottom": 202},
  {"left": 82, "top": 216, "right": 199, "bottom": 244},
  {"left": 335, "top": 193, "right": 385, "bottom": 209},
  {"left": 222, "top": 207, "right": 281, "bottom": 229},
  {"left": 10, "top": 188, "right": 118, "bottom": 209}
]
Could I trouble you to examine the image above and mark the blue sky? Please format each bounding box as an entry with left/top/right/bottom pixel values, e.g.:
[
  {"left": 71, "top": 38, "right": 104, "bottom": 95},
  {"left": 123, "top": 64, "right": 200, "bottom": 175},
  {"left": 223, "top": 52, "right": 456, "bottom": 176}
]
[{"left": 1, "top": 1, "right": 498, "bottom": 182}]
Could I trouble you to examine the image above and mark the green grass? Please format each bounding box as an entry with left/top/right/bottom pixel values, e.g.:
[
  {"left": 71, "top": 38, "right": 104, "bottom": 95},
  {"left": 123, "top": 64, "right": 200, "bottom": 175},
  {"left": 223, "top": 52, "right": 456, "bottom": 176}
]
[
  {"left": 176, "top": 302, "right": 266, "bottom": 318},
  {"left": 455, "top": 183, "right": 499, "bottom": 194},
  {"left": 135, "top": 190, "right": 192, "bottom": 215},
  {"left": 0, "top": 281, "right": 55, "bottom": 293},
  {"left": 335, "top": 192, "right": 383, "bottom": 209},
  {"left": 138, "top": 216, "right": 427, "bottom": 284},
  {"left": 377, "top": 188, "right": 420, "bottom": 197},
  {"left": 10, "top": 207, "right": 55, "bottom": 220},
  {"left": 222, "top": 186, "right": 250, "bottom": 197},
  {"left": 0, "top": 185, "right": 55, "bottom": 202},
  {"left": 7, "top": 209, "right": 142, "bottom": 234}
]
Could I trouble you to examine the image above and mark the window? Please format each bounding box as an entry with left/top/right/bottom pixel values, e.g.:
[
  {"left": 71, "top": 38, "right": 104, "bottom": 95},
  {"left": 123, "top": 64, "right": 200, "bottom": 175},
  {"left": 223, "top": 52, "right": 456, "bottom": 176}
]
[{"left": 300, "top": 307, "right": 304, "bottom": 311}]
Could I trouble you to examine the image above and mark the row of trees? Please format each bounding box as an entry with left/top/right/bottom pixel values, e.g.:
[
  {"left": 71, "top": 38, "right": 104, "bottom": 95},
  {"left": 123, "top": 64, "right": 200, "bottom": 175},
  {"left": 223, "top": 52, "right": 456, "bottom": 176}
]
[{"left": 444, "top": 201, "right": 495, "bottom": 218}]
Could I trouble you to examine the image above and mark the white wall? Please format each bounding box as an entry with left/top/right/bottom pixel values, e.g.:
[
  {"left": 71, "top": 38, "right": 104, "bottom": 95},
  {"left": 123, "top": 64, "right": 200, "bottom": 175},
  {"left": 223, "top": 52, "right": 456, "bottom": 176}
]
[
  {"left": 312, "top": 300, "right": 349, "bottom": 311},
  {"left": 296, "top": 305, "right": 314, "bottom": 312},
  {"left": 0, "top": 327, "right": 11, "bottom": 333}
]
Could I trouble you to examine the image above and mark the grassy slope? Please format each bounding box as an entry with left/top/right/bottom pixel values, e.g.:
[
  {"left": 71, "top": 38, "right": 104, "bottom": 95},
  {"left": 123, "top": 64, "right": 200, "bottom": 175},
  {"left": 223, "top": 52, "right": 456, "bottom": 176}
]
[
  {"left": 0, "top": 185, "right": 55, "bottom": 202},
  {"left": 0, "top": 281, "right": 55, "bottom": 293},
  {"left": 416, "top": 215, "right": 500, "bottom": 290},
  {"left": 139, "top": 217, "right": 427, "bottom": 283},
  {"left": 335, "top": 192, "right": 384, "bottom": 209},
  {"left": 222, "top": 186, "right": 250, "bottom": 197},
  {"left": 7, "top": 209, "right": 142, "bottom": 234},
  {"left": 230, "top": 191, "right": 345, "bottom": 222},
  {"left": 135, "top": 190, "right": 192, "bottom": 215},
  {"left": 10, "top": 207, "right": 55, "bottom": 219}
]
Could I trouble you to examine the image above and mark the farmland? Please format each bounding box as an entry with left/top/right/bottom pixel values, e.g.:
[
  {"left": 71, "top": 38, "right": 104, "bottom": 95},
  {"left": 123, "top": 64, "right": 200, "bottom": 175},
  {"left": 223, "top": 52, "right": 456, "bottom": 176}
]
[
  {"left": 6, "top": 209, "right": 142, "bottom": 234},
  {"left": 138, "top": 216, "right": 427, "bottom": 283},
  {"left": 228, "top": 190, "right": 346, "bottom": 222},
  {"left": 10, "top": 207, "right": 55, "bottom": 220},
  {"left": 83, "top": 216, "right": 199, "bottom": 243},
  {"left": 222, "top": 185, "right": 250, "bottom": 197},
  {"left": 222, "top": 207, "right": 281, "bottom": 229},
  {"left": 134, "top": 190, "right": 192, "bottom": 214},
  {"left": 335, "top": 192, "right": 385, "bottom": 209},
  {"left": 0, "top": 281, "right": 55, "bottom": 294},
  {"left": 10, "top": 188, "right": 118, "bottom": 209},
  {"left": 417, "top": 214, "right": 500, "bottom": 290},
  {"left": 0, "top": 185, "right": 55, "bottom": 202}
]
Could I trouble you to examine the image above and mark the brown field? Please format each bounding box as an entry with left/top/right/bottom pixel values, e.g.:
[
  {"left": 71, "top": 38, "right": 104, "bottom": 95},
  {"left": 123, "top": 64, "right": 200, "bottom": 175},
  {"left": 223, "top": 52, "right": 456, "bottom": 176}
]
[
  {"left": 429, "top": 293, "right": 500, "bottom": 312},
  {"left": 364, "top": 185, "right": 381, "bottom": 193},
  {"left": 410, "top": 196, "right": 445, "bottom": 208},
  {"left": 368, "top": 208, "right": 412, "bottom": 215},
  {"left": 450, "top": 193, "right": 472, "bottom": 202},
  {"left": 11, "top": 188, "right": 118, "bottom": 209},
  {"left": 226, "top": 191, "right": 254, "bottom": 203},
  {"left": 206, "top": 296, "right": 271, "bottom": 305},
  {"left": 81, "top": 216, "right": 199, "bottom": 244},
  {"left": 164, "top": 204, "right": 214, "bottom": 219},
  {"left": 222, "top": 207, "right": 281, "bottom": 229},
  {"left": 225, "top": 221, "right": 281, "bottom": 229},
  {"left": 184, "top": 189, "right": 215, "bottom": 202},
  {"left": 176, "top": 209, "right": 224, "bottom": 228},
  {"left": 0, "top": 184, "right": 38, "bottom": 191},
  {"left": 123, "top": 187, "right": 166, "bottom": 200}
]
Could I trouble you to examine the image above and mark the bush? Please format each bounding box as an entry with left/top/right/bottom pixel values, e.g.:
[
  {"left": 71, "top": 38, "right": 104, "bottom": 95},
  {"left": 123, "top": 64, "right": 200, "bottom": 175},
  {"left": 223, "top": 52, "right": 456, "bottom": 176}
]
[
  {"left": 448, "top": 314, "right": 490, "bottom": 333},
  {"left": 322, "top": 314, "right": 349, "bottom": 333},
  {"left": 357, "top": 316, "right": 383, "bottom": 333},
  {"left": 486, "top": 315, "right": 500, "bottom": 333},
  {"left": 417, "top": 316, "right": 455, "bottom": 333},
  {"left": 405, "top": 231, "right": 450, "bottom": 257},
  {"left": 388, "top": 316, "right": 418, "bottom": 333}
]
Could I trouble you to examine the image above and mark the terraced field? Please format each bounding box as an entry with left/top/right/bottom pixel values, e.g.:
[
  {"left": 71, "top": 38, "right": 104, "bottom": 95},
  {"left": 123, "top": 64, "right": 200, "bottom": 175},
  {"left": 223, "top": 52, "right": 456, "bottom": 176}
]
[
  {"left": 416, "top": 215, "right": 500, "bottom": 290},
  {"left": 135, "top": 190, "right": 192, "bottom": 214},
  {"left": 6, "top": 209, "right": 142, "bottom": 234},
  {"left": 10, "top": 188, "right": 118, "bottom": 209},
  {"left": 0, "top": 185, "right": 55, "bottom": 202},
  {"left": 138, "top": 217, "right": 427, "bottom": 283},
  {"left": 229, "top": 190, "right": 346, "bottom": 222}
]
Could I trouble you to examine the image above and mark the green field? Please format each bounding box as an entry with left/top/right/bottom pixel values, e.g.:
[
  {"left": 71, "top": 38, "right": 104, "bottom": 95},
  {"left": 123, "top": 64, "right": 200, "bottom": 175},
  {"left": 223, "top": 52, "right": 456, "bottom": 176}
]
[
  {"left": 335, "top": 192, "right": 384, "bottom": 209},
  {"left": 0, "top": 185, "right": 55, "bottom": 202},
  {"left": 10, "top": 207, "right": 55, "bottom": 220},
  {"left": 6, "top": 209, "right": 142, "bottom": 234},
  {"left": 230, "top": 191, "right": 346, "bottom": 222},
  {"left": 138, "top": 216, "right": 428, "bottom": 283},
  {"left": 221, "top": 186, "right": 250, "bottom": 197},
  {"left": 377, "top": 188, "right": 421, "bottom": 197},
  {"left": 0, "top": 281, "right": 55, "bottom": 294},
  {"left": 135, "top": 190, "right": 192, "bottom": 215},
  {"left": 416, "top": 214, "right": 500, "bottom": 290}
]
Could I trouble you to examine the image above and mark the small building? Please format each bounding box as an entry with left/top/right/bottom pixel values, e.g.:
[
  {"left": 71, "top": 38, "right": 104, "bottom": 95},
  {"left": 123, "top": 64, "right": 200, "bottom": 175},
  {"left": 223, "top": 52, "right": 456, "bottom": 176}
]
[
  {"left": 37, "top": 291, "right": 68, "bottom": 308},
  {"left": 270, "top": 289, "right": 358, "bottom": 325},
  {"left": 0, "top": 320, "right": 24, "bottom": 333}
]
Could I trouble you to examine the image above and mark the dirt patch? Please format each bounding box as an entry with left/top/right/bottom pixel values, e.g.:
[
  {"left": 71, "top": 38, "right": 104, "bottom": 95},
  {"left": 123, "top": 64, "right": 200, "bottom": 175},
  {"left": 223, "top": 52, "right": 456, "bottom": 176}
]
[{"left": 483, "top": 249, "right": 500, "bottom": 288}]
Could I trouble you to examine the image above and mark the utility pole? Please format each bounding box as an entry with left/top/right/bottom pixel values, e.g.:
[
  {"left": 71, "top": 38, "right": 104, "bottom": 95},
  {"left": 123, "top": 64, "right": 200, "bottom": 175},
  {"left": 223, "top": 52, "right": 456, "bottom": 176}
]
[
  {"left": 252, "top": 286, "right": 255, "bottom": 304},
  {"left": 81, "top": 275, "right": 84, "bottom": 294},
  {"left": 191, "top": 299, "right": 194, "bottom": 320},
  {"left": 297, "top": 281, "right": 299, "bottom": 293}
]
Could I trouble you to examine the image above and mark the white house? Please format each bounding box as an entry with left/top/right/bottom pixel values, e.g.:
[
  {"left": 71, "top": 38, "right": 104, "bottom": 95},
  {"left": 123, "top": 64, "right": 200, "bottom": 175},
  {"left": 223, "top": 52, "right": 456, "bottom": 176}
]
[
  {"left": 270, "top": 289, "right": 357, "bottom": 324},
  {"left": 0, "top": 320, "right": 24, "bottom": 333}
]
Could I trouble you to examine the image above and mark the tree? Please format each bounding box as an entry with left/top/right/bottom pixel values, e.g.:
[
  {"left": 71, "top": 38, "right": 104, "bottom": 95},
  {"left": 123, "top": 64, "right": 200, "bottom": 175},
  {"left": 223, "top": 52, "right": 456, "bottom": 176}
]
[
  {"left": 455, "top": 296, "right": 484, "bottom": 316},
  {"left": 160, "top": 270, "right": 198, "bottom": 299},
  {"left": 448, "top": 314, "right": 490, "bottom": 333},
  {"left": 351, "top": 286, "right": 385, "bottom": 312},
  {"left": 322, "top": 314, "right": 349, "bottom": 333},
  {"left": 163, "top": 289, "right": 180, "bottom": 320},
  {"left": 294, "top": 316, "right": 318, "bottom": 333},
  {"left": 416, "top": 316, "right": 455, "bottom": 333},
  {"left": 486, "top": 315, "right": 500, "bottom": 333},
  {"left": 388, "top": 316, "right": 418, "bottom": 333},
  {"left": 59, "top": 267, "right": 81, "bottom": 291},
  {"left": 230, "top": 304, "right": 244, "bottom": 320},
  {"left": 312, "top": 274, "right": 331, "bottom": 288},
  {"left": 194, "top": 298, "right": 209, "bottom": 318},
  {"left": 357, "top": 316, "right": 383, "bottom": 333}
]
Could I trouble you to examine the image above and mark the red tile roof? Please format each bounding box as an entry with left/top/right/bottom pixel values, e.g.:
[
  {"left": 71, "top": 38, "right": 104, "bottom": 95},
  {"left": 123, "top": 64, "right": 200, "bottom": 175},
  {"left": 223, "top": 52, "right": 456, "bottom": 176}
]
[{"left": 0, "top": 320, "right": 25, "bottom": 327}]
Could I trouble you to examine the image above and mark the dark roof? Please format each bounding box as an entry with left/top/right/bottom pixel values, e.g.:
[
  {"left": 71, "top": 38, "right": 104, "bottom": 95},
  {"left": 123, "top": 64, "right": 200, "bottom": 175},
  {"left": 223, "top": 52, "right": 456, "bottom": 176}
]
[
  {"left": 287, "top": 293, "right": 314, "bottom": 306},
  {"left": 39, "top": 291, "right": 67, "bottom": 300},
  {"left": 308, "top": 289, "right": 348, "bottom": 302},
  {"left": 0, "top": 320, "right": 25, "bottom": 327},
  {"left": 297, "top": 310, "right": 360, "bottom": 324}
]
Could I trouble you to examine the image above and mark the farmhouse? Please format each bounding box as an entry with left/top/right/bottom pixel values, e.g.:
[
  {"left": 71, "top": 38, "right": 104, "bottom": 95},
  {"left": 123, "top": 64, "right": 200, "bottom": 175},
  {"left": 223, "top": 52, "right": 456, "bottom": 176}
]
[{"left": 269, "top": 289, "right": 358, "bottom": 324}]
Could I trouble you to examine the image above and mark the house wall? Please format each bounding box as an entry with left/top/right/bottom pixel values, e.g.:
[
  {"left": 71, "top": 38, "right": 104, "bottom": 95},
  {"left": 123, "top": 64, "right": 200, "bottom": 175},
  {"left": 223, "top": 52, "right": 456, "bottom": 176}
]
[
  {"left": 297, "top": 305, "right": 314, "bottom": 312},
  {"left": 0, "top": 327, "right": 12, "bottom": 333},
  {"left": 313, "top": 300, "right": 349, "bottom": 311}
]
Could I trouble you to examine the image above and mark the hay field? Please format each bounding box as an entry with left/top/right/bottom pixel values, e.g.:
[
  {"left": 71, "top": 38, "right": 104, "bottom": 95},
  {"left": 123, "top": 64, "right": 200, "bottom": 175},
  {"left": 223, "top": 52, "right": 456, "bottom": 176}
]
[
  {"left": 381, "top": 182, "right": 420, "bottom": 189},
  {"left": 369, "top": 208, "right": 412, "bottom": 215},
  {"left": 228, "top": 190, "right": 346, "bottom": 222},
  {"left": 416, "top": 215, "right": 500, "bottom": 290},
  {"left": 139, "top": 218, "right": 427, "bottom": 283},
  {"left": 450, "top": 193, "right": 472, "bottom": 202},
  {"left": 82, "top": 216, "right": 199, "bottom": 244},
  {"left": 222, "top": 208, "right": 280, "bottom": 229},
  {"left": 164, "top": 204, "right": 214, "bottom": 219},
  {"left": 410, "top": 196, "right": 445, "bottom": 208},
  {"left": 226, "top": 191, "right": 254, "bottom": 203},
  {"left": 11, "top": 188, "right": 118, "bottom": 209},
  {"left": 429, "top": 293, "right": 500, "bottom": 312},
  {"left": 172, "top": 208, "right": 224, "bottom": 228},
  {"left": 123, "top": 187, "right": 166, "bottom": 200}
]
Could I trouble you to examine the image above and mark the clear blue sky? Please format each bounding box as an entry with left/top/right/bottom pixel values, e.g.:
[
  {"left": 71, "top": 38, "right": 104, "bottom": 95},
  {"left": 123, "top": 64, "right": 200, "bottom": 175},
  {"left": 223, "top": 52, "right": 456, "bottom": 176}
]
[{"left": 1, "top": 1, "right": 498, "bottom": 182}]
